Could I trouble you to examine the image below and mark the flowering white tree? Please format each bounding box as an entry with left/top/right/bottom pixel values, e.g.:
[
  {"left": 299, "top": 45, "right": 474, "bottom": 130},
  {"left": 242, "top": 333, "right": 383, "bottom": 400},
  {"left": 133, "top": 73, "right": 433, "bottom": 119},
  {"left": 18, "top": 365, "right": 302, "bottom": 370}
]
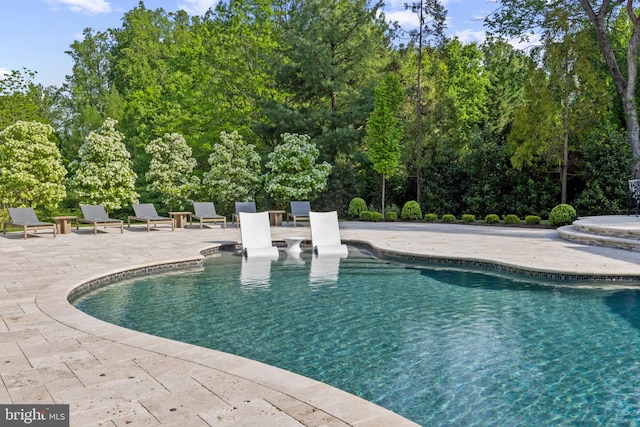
[
  {"left": 145, "top": 133, "right": 200, "bottom": 211},
  {"left": 0, "top": 121, "right": 67, "bottom": 209},
  {"left": 68, "top": 118, "right": 139, "bottom": 211},
  {"left": 264, "top": 133, "right": 332, "bottom": 209},
  {"left": 203, "top": 131, "right": 261, "bottom": 206}
]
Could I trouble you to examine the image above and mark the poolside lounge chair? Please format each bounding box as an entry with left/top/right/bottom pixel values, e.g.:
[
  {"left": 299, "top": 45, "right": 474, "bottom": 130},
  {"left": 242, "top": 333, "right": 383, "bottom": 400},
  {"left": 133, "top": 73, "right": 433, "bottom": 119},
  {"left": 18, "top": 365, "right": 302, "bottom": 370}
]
[
  {"left": 287, "top": 201, "right": 311, "bottom": 227},
  {"left": 78, "top": 204, "right": 123, "bottom": 234},
  {"left": 128, "top": 203, "right": 175, "bottom": 231},
  {"left": 3, "top": 207, "right": 56, "bottom": 239},
  {"left": 309, "top": 211, "right": 348, "bottom": 257},
  {"left": 191, "top": 202, "right": 227, "bottom": 229},
  {"left": 239, "top": 211, "right": 279, "bottom": 259},
  {"left": 233, "top": 201, "right": 256, "bottom": 227}
]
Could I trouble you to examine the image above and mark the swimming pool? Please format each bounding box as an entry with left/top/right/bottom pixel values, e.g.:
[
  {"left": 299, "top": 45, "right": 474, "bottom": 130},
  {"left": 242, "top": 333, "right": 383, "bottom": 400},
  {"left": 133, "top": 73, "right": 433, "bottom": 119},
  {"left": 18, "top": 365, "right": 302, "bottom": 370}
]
[{"left": 72, "top": 248, "right": 640, "bottom": 426}]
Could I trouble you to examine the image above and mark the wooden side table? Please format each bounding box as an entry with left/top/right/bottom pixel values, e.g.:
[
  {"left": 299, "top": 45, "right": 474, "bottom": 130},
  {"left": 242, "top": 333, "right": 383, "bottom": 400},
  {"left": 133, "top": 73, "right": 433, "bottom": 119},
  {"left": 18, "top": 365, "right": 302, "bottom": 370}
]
[
  {"left": 268, "top": 210, "right": 286, "bottom": 226},
  {"left": 52, "top": 216, "right": 77, "bottom": 234},
  {"left": 169, "top": 212, "right": 191, "bottom": 228}
]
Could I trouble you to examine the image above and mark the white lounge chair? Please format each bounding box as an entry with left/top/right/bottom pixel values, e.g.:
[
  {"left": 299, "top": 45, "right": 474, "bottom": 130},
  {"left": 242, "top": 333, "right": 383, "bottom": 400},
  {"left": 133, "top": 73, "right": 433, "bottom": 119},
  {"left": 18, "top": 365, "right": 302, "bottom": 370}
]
[
  {"left": 233, "top": 201, "right": 256, "bottom": 227},
  {"left": 191, "top": 202, "right": 227, "bottom": 229},
  {"left": 3, "top": 207, "right": 56, "bottom": 239},
  {"left": 128, "top": 203, "right": 175, "bottom": 231},
  {"left": 309, "top": 211, "right": 348, "bottom": 257},
  {"left": 78, "top": 204, "right": 123, "bottom": 234},
  {"left": 239, "top": 211, "right": 279, "bottom": 258},
  {"left": 287, "top": 201, "right": 311, "bottom": 227}
]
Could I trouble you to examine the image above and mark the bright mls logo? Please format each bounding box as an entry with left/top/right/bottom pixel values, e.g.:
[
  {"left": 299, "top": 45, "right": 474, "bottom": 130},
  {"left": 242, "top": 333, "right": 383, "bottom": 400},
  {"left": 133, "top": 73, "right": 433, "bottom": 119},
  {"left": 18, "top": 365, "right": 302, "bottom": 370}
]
[{"left": 1, "top": 405, "right": 69, "bottom": 426}]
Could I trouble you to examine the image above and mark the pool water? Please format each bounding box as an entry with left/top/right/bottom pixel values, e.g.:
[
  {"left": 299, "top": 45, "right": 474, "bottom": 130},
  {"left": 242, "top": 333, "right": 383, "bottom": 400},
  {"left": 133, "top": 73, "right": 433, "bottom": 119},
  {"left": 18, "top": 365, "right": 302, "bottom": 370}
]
[{"left": 73, "top": 249, "right": 640, "bottom": 426}]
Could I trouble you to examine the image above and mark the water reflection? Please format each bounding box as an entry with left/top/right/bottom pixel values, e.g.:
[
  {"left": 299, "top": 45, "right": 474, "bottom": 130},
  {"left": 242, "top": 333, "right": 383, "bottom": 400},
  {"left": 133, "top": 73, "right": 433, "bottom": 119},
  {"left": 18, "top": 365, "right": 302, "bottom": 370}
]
[
  {"left": 310, "top": 253, "right": 346, "bottom": 285},
  {"left": 604, "top": 290, "right": 640, "bottom": 331},
  {"left": 240, "top": 256, "right": 274, "bottom": 290}
]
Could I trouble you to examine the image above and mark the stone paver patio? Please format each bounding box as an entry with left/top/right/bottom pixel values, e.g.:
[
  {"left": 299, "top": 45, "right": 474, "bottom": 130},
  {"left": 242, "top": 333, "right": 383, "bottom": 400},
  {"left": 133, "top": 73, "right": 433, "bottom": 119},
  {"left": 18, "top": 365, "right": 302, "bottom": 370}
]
[{"left": 1, "top": 217, "right": 640, "bottom": 426}]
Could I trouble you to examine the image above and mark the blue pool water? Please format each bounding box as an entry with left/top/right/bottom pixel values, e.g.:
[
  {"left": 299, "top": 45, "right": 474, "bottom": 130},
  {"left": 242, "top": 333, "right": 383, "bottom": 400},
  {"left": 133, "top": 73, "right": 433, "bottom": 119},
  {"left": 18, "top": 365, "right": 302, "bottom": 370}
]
[{"left": 73, "top": 249, "right": 640, "bottom": 426}]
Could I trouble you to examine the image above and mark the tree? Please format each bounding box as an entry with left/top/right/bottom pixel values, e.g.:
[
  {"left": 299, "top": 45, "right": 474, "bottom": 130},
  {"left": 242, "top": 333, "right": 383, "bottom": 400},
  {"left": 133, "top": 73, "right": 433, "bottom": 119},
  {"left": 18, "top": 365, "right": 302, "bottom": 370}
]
[
  {"left": 0, "top": 121, "right": 67, "bottom": 209},
  {"left": 0, "top": 69, "right": 54, "bottom": 130},
  {"left": 393, "top": 0, "right": 446, "bottom": 205},
  {"left": 264, "top": 133, "right": 332, "bottom": 209},
  {"left": 68, "top": 118, "right": 139, "bottom": 211},
  {"left": 365, "top": 73, "right": 404, "bottom": 216},
  {"left": 202, "top": 131, "right": 262, "bottom": 208},
  {"left": 258, "top": 0, "right": 389, "bottom": 159},
  {"left": 145, "top": 133, "right": 200, "bottom": 211},
  {"left": 486, "top": 0, "right": 640, "bottom": 177}
]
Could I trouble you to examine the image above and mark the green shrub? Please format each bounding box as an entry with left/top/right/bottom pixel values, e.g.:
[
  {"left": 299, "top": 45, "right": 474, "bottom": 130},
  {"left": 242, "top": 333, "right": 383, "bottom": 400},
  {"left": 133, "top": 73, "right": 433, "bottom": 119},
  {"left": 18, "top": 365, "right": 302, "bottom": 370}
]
[
  {"left": 525, "top": 215, "right": 541, "bottom": 225},
  {"left": 424, "top": 213, "right": 438, "bottom": 221},
  {"left": 549, "top": 204, "right": 577, "bottom": 226},
  {"left": 348, "top": 197, "right": 367, "bottom": 218},
  {"left": 461, "top": 214, "right": 475, "bottom": 223},
  {"left": 503, "top": 214, "right": 520, "bottom": 224},
  {"left": 359, "top": 211, "right": 372, "bottom": 221},
  {"left": 441, "top": 214, "right": 456, "bottom": 222},
  {"left": 401, "top": 200, "right": 423, "bottom": 220},
  {"left": 370, "top": 212, "right": 384, "bottom": 222},
  {"left": 485, "top": 214, "right": 500, "bottom": 224},
  {"left": 386, "top": 204, "right": 401, "bottom": 217},
  {"left": 385, "top": 211, "right": 397, "bottom": 221}
]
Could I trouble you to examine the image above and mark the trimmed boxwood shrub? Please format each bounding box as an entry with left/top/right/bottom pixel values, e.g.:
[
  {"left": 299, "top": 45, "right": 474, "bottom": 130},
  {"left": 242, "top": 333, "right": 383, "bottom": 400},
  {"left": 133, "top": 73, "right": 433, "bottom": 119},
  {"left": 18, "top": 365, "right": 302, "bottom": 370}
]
[
  {"left": 503, "top": 214, "right": 520, "bottom": 224},
  {"left": 525, "top": 215, "right": 541, "bottom": 225},
  {"left": 385, "top": 211, "right": 397, "bottom": 221},
  {"left": 401, "top": 200, "right": 423, "bottom": 220},
  {"left": 441, "top": 214, "right": 456, "bottom": 222},
  {"left": 549, "top": 204, "right": 577, "bottom": 226},
  {"left": 424, "top": 213, "right": 438, "bottom": 221},
  {"left": 485, "top": 214, "right": 500, "bottom": 224},
  {"left": 359, "top": 211, "right": 372, "bottom": 221},
  {"left": 348, "top": 197, "right": 367, "bottom": 219},
  {"left": 461, "top": 214, "right": 475, "bottom": 223},
  {"left": 370, "top": 212, "right": 383, "bottom": 222}
]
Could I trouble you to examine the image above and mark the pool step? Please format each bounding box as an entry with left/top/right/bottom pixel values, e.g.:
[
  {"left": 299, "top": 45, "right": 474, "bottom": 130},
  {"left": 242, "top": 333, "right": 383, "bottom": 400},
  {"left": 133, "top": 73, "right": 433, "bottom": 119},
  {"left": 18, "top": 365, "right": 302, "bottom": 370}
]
[{"left": 558, "top": 216, "right": 640, "bottom": 252}]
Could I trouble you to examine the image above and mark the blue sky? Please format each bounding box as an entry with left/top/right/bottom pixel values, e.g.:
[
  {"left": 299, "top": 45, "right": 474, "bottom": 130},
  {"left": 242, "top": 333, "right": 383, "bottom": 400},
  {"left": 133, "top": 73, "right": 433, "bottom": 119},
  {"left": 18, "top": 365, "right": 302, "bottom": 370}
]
[{"left": 1, "top": 0, "right": 497, "bottom": 88}]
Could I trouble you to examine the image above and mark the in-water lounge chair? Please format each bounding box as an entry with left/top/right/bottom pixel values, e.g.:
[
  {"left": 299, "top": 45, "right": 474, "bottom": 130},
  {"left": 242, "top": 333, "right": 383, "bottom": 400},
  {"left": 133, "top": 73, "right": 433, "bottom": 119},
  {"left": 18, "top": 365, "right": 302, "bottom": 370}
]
[
  {"left": 309, "top": 210, "right": 348, "bottom": 257},
  {"left": 128, "top": 203, "right": 175, "bottom": 231},
  {"left": 191, "top": 202, "right": 227, "bottom": 229},
  {"left": 3, "top": 207, "right": 56, "bottom": 239},
  {"left": 287, "top": 201, "right": 311, "bottom": 227},
  {"left": 78, "top": 204, "right": 123, "bottom": 234},
  {"left": 239, "top": 211, "right": 279, "bottom": 259},
  {"left": 233, "top": 201, "right": 256, "bottom": 228}
]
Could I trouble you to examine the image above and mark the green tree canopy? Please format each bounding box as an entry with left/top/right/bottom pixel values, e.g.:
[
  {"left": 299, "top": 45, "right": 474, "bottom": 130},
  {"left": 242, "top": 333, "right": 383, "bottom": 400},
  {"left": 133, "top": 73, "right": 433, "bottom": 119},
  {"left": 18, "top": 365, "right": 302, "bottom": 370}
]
[
  {"left": 0, "top": 69, "right": 54, "bottom": 130},
  {"left": 365, "top": 73, "right": 404, "bottom": 214},
  {"left": 0, "top": 121, "right": 67, "bottom": 209},
  {"left": 264, "top": 133, "right": 332, "bottom": 209},
  {"left": 145, "top": 132, "right": 200, "bottom": 210},
  {"left": 68, "top": 118, "right": 139, "bottom": 211}
]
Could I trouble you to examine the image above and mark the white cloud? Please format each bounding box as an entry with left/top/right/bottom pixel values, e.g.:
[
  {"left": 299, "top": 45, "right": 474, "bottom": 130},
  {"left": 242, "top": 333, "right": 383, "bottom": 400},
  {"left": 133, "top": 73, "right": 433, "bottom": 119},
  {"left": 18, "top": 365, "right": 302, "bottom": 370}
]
[
  {"left": 46, "top": 0, "right": 111, "bottom": 15},
  {"left": 177, "top": 0, "right": 216, "bottom": 16},
  {"left": 453, "top": 29, "right": 486, "bottom": 44},
  {"left": 0, "top": 67, "right": 10, "bottom": 79},
  {"left": 385, "top": 9, "right": 420, "bottom": 30},
  {"left": 508, "top": 33, "right": 543, "bottom": 52}
]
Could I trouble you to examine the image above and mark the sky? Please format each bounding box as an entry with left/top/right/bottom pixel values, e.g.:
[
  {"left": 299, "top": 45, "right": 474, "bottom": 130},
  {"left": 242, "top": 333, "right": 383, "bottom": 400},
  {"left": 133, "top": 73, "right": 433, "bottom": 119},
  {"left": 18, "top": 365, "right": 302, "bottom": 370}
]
[{"left": 0, "top": 0, "right": 498, "bottom": 88}]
